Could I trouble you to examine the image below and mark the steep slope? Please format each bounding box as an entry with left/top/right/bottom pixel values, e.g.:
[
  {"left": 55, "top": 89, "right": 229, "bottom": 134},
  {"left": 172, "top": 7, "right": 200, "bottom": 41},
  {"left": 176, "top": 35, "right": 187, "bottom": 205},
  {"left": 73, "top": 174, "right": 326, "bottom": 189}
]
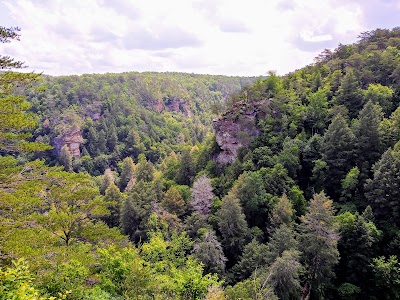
[{"left": 27, "top": 72, "right": 258, "bottom": 174}]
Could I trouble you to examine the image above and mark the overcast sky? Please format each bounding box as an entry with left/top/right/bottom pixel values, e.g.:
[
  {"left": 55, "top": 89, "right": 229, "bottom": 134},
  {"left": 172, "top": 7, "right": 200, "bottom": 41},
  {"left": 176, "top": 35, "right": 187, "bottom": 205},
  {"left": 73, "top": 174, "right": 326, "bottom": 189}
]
[{"left": 1, "top": 0, "right": 399, "bottom": 76}]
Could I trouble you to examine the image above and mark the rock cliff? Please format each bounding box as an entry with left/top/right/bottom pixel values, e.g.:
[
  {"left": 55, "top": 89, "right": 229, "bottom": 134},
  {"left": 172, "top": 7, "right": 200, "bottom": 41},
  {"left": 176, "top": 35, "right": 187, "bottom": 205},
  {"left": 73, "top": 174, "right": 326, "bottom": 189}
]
[
  {"left": 53, "top": 126, "right": 83, "bottom": 158},
  {"left": 213, "top": 100, "right": 270, "bottom": 164}
]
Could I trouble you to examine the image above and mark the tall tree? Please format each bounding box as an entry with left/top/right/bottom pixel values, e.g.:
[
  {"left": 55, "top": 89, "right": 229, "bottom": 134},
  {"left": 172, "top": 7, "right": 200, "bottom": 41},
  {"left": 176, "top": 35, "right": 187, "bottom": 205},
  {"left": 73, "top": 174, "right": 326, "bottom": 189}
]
[
  {"left": 175, "top": 150, "right": 194, "bottom": 186},
  {"left": 335, "top": 69, "right": 364, "bottom": 118},
  {"left": 135, "top": 154, "right": 154, "bottom": 183},
  {"left": 217, "top": 194, "right": 249, "bottom": 262},
  {"left": 103, "top": 182, "right": 124, "bottom": 228},
  {"left": 161, "top": 186, "right": 186, "bottom": 216},
  {"left": 365, "top": 143, "right": 400, "bottom": 226},
  {"left": 119, "top": 157, "right": 136, "bottom": 191},
  {"left": 353, "top": 101, "right": 383, "bottom": 187},
  {"left": 300, "top": 192, "right": 340, "bottom": 300},
  {"left": 336, "top": 211, "right": 381, "bottom": 297},
  {"left": 0, "top": 26, "right": 49, "bottom": 153},
  {"left": 193, "top": 230, "right": 227, "bottom": 275},
  {"left": 267, "top": 249, "right": 303, "bottom": 300},
  {"left": 321, "top": 114, "right": 355, "bottom": 199},
  {"left": 231, "top": 171, "right": 268, "bottom": 228}
]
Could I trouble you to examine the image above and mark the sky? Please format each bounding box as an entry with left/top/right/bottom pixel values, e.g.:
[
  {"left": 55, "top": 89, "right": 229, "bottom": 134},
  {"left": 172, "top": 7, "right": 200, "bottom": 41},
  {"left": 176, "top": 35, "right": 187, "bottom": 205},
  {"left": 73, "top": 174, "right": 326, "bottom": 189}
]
[{"left": 0, "top": 0, "right": 399, "bottom": 77}]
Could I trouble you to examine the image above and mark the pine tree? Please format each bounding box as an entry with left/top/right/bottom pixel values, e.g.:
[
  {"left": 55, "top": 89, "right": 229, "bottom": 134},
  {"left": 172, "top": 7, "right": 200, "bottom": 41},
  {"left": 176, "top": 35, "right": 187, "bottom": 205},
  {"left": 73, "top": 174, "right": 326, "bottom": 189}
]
[
  {"left": 365, "top": 144, "right": 400, "bottom": 226},
  {"left": 353, "top": 101, "right": 383, "bottom": 187},
  {"left": 193, "top": 230, "right": 227, "bottom": 275},
  {"left": 268, "top": 224, "right": 298, "bottom": 261},
  {"left": 336, "top": 211, "right": 381, "bottom": 296},
  {"left": 107, "top": 123, "right": 118, "bottom": 152},
  {"left": 217, "top": 194, "right": 249, "bottom": 262},
  {"left": 119, "top": 157, "right": 135, "bottom": 191},
  {"left": 321, "top": 114, "right": 355, "bottom": 199},
  {"left": 0, "top": 26, "right": 50, "bottom": 153},
  {"left": 175, "top": 150, "right": 194, "bottom": 186},
  {"left": 267, "top": 249, "right": 302, "bottom": 300},
  {"left": 299, "top": 192, "right": 340, "bottom": 300},
  {"left": 230, "top": 239, "right": 270, "bottom": 283},
  {"left": 335, "top": 69, "right": 364, "bottom": 118},
  {"left": 135, "top": 154, "right": 154, "bottom": 183},
  {"left": 103, "top": 182, "right": 124, "bottom": 228}
]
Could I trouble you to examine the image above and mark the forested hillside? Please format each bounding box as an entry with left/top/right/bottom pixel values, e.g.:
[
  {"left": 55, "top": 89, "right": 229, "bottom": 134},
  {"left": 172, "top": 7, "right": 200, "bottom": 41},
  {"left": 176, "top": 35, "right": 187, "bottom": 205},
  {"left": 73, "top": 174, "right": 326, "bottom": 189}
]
[
  {"left": 26, "top": 72, "right": 256, "bottom": 174},
  {"left": 2, "top": 26, "right": 400, "bottom": 300}
]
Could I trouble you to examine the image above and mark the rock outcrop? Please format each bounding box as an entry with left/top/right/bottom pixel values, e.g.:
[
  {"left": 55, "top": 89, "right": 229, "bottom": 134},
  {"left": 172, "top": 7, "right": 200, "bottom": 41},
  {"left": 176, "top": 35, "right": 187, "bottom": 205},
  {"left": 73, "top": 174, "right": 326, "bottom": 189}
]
[
  {"left": 53, "top": 126, "right": 83, "bottom": 158},
  {"left": 213, "top": 100, "right": 269, "bottom": 164},
  {"left": 165, "top": 96, "right": 192, "bottom": 116}
]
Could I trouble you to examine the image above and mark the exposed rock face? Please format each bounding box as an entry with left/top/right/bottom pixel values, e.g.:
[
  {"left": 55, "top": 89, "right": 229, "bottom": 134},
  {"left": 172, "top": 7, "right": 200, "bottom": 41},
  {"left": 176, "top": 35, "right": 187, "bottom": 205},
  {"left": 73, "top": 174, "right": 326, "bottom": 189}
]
[
  {"left": 165, "top": 96, "right": 192, "bottom": 116},
  {"left": 54, "top": 127, "right": 84, "bottom": 158},
  {"left": 213, "top": 100, "right": 269, "bottom": 164}
]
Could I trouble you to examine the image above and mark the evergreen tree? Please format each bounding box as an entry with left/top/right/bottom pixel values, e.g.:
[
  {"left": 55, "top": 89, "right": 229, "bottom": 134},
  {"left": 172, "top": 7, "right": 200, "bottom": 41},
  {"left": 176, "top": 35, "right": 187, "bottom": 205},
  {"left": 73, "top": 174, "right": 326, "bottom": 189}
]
[
  {"left": 193, "top": 230, "right": 227, "bottom": 275},
  {"left": 175, "top": 150, "right": 194, "bottom": 186},
  {"left": 365, "top": 144, "right": 400, "bottom": 226},
  {"left": 217, "top": 194, "right": 249, "bottom": 262},
  {"left": 107, "top": 123, "right": 118, "bottom": 152},
  {"left": 335, "top": 69, "right": 364, "bottom": 118},
  {"left": 268, "top": 223, "right": 298, "bottom": 261},
  {"left": 300, "top": 192, "right": 340, "bottom": 299},
  {"left": 97, "top": 129, "right": 107, "bottom": 154},
  {"left": 321, "top": 114, "right": 355, "bottom": 199},
  {"left": 135, "top": 154, "right": 154, "bottom": 183},
  {"left": 161, "top": 186, "right": 186, "bottom": 216},
  {"left": 120, "top": 181, "right": 156, "bottom": 242},
  {"left": 336, "top": 211, "right": 381, "bottom": 296},
  {"left": 230, "top": 239, "right": 270, "bottom": 283},
  {"left": 103, "top": 182, "right": 124, "bottom": 228},
  {"left": 0, "top": 26, "right": 49, "bottom": 153},
  {"left": 119, "top": 157, "right": 136, "bottom": 191},
  {"left": 353, "top": 101, "right": 383, "bottom": 187},
  {"left": 267, "top": 249, "right": 302, "bottom": 300}
]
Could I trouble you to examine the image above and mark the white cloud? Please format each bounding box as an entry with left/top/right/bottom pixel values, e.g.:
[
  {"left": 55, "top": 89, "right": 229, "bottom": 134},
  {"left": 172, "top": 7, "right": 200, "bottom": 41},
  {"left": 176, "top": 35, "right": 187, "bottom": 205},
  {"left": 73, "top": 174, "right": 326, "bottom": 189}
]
[{"left": 0, "top": 0, "right": 398, "bottom": 76}]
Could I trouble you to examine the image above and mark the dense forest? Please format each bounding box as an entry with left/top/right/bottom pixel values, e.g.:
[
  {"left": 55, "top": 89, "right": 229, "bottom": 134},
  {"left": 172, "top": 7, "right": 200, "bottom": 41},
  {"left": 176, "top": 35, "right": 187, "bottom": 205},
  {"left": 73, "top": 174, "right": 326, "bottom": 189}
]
[{"left": 1, "top": 25, "right": 400, "bottom": 300}]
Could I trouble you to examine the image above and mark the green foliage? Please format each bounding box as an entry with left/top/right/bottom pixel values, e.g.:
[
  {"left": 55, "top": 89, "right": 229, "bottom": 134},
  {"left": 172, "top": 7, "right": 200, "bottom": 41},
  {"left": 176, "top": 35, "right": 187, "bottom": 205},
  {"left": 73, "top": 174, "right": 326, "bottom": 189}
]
[
  {"left": 365, "top": 144, "right": 400, "bottom": 226},
  {"left": 321, "top": 114, "right": 355, "bottom": 198},
  {"left": 0, "top": 259, "right": 41, "bottom": 300},
  {"left": 364, "top": 83, "right": 394, "bottom": 115},
  {"left": 0, "top": 27, "right": 50, "bottom": 153},
  {"left": 300, "top": 192, "right": 340, "bottom": 299},
  {"left": 193, "top": 230, "right": 226, "bottom": 275},
  {"left": 217, "top": 194, "right": 249, "bottom": 261},
  {"left": 371, "top": 256, "right": 400, "bottom": 300},
  {"left": 225, "top": 277, "right": 278, "bottom": 300},
  {"left": 335, "top": 68, "right": 364, "bottom": 118},
  {"left": 229, "top": 239, "right": 269, "bottom": 283},
  {"left": 3, "top": 25, "right": 400, "bottom": 299},
  {"left": 231, "top": 171, "right": 268, "bottom": 228}
]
